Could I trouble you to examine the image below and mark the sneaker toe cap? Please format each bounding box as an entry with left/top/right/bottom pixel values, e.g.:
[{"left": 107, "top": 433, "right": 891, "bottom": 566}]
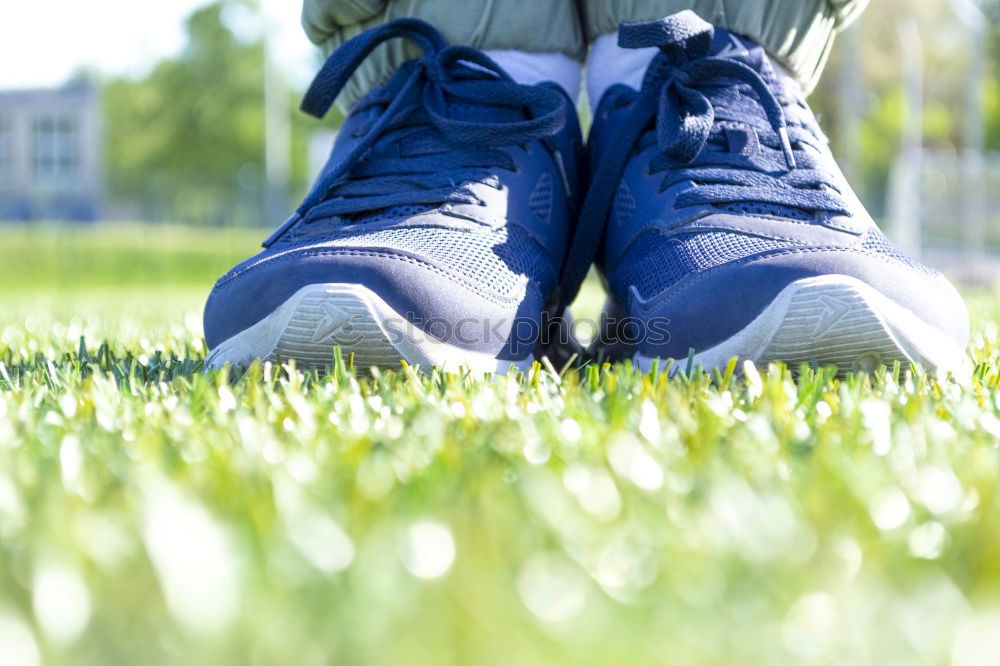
[
  {"left": 630, "top": 246, "right": 968, "bottom": 361},
  {"left": 203, "top": 243, "right": 545, "bottom": 359}
]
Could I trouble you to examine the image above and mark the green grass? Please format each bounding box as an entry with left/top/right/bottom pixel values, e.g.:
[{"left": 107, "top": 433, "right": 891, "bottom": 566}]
[
  {"left": 0, "top": 223, "right": 262, "bottom": 290},
  {"left": 1, "top": 224, "right": 1000, "bottom": 666}
]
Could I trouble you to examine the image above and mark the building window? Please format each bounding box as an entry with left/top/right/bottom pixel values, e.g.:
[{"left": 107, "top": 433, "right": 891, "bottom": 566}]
[
  {"left": 0, "top": 116, "right": 10, "bottom": 182},
  {"left": 32, "top": 115, "right": 80, "bottom": 186}
]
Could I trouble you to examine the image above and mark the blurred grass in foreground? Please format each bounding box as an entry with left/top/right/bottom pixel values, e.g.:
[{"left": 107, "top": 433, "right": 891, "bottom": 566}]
[{"left": 0, "top": 224, "right": 999, "bottom": 666}]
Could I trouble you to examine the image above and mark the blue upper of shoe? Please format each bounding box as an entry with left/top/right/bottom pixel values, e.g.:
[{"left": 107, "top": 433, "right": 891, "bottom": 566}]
[
  {"left": 204, "top": 19, "right": 582, "bottom": 360},
  {"left": 582, "top": 11, "right": 967, "bottom": 359}
]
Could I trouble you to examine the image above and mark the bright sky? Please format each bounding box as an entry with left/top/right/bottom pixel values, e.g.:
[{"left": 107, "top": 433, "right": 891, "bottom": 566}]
[{"left": 0, "top": 0, "right": 318, "bottom": 89}]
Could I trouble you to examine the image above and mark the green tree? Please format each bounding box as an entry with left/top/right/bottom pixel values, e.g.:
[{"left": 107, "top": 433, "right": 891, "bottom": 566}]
[{"left": 103, "top": 1, "right": 327, "bottom": 226}]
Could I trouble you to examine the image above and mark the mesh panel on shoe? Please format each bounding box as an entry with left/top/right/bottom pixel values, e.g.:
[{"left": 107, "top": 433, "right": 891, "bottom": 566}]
[
  {"left": 349, "top": 205, "right": 434, "bottom": 224},
  {"left": 717, "top": 202, "right": 812, "bottom": 221},
  {"left": 613, "top": 230, "right": 800, "bottom": 300},
  {"left": 614, "top": 181, "right": 637, "bottom": 227},
  {"left": 319, "top": 225, "right": 554, "bottom": 297},
  {"left": 859, "top": 227, "right": 937, "bottom": 276},
  {"left": 613, "top": 227, "right": 939, "bottom": 303},
  {"left": 528, "top": 173, "right": 553, "bottom": 225},
  {"left": 283, "top": 205, "right": 434, "bottom": 243}
]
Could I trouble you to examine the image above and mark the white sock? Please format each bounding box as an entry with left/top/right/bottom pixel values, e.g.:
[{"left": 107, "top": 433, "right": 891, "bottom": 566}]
[
  {"left": 486, "top": 50, "right": 581, "bottom": 102},
  {"left": 586, "top": 32, "right": 658, "bottom": 110}
]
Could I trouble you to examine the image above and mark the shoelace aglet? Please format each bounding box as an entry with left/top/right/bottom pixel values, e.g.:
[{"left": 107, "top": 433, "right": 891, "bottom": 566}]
[{"left": 779, "top": 127, "right": 797, "bottom": 170}]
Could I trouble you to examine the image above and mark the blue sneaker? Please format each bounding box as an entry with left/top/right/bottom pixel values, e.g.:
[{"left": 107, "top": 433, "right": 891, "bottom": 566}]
[
  {"left": 204, "top": 19, "right": 581, "bottom": 373},
  {"left": 576, "top": 11, "right": 968, "bottom": 375}
]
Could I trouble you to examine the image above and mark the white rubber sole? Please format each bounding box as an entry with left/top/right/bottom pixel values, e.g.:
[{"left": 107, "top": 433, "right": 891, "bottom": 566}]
[
  {"left": 206, "top": 283, "right": 534, "bottom": 374},
  {"left": 635, "top": 275, "right": 968, "bottom": 377}
]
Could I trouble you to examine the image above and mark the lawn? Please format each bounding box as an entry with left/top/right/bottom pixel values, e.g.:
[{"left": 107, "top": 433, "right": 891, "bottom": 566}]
[{"left": 1, "top": 224, "right": 1000, "bottom": 666}]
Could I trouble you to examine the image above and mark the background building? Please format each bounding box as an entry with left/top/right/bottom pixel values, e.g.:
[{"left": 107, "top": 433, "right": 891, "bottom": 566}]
[{"left": 0, "top": 79, "right": 102, "bottom": 222}]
